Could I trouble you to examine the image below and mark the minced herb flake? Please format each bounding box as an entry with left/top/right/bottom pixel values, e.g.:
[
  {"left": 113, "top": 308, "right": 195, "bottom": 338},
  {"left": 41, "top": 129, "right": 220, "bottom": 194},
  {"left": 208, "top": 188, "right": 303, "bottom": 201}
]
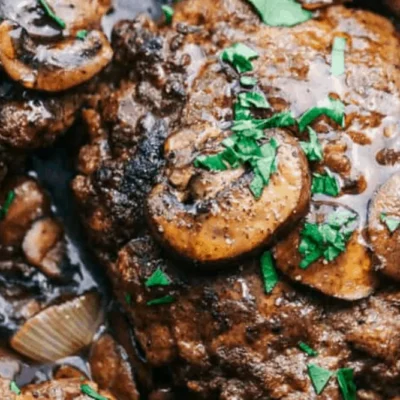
[
  {"left": 298, "top": 97, "right": 345, "bottom": 132},
  {"left": 76, "top": 30, "right": 88, "bottom": 40},
  {"left": 300, "top": 127, "right": 323, "bottom": 162},
  {"left": 81, "top": 384, "right": 108, "bottom": 400},
  {"left": 38, "top": 0, "right": 66, "bottom": 29},
  {"left": 221, "top": 43, "right": 259, "bottom": 73},
  {"left": 246, "top": 0, "right": 313, "bottom": 27},
  {"left": 147, "top": 295, "right": 175, "bottom": 306},
  {"left": 380, "top": 213, "right": 400, "bottom": 234},
  {"left": 238, "top": 91, "right": 270, "bottom": 109},
  {"left": 307, "top": 364, "right": 333, "bottom": 395},
  {"left": 260, "top": 251, "right": 278, "bottom": 293},
  {"left": 0, "top": 190, "right": 15, "bottom": 220},
  {"left": 331, "top": 37, "right": 347, "bottom": 76},
  {"left": 240, "top": 76, "right": 257, "bottom": 87},
  {"left": 311, "top": 170, "right": 340, "bottom": 197},
  {"left": 145, "top": 268, "right": 171, "bottom": 287},
  {"left": 10, "top": 381, "right": 21, "bottom": 395},
  {"left": 161, "top": 5, "right": 174, "bottom": 24},
  {"left": 299, "top": 342, "right": 318, "bottom": 357},
  {"left": 337, "top": 368, "right": 357, "bottom": 400}
]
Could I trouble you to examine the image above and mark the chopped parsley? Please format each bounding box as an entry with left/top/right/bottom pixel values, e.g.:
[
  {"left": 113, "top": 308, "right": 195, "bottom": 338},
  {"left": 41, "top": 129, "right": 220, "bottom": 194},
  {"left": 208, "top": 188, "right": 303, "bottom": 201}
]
[
  {"left": 307, "top": 364, "right": 333, "bottom": 395},
  {"left": 125, "top": 293, "right": 132, "bottom": 305},
  {"left": 38, "top": 0, "right": 66, "bottom": 29},
  {"left": 337, "top": 368, "right": 357, "bottom": 400},
  {"left": 311, "top": 170, "right": 340, "bottom": 197},
  {"left": 331, "top": 37, "right": 347, "bottom": 76},
  {"left": 161, "top": 5, "right": 174, "bottom": 24},
  {"left": 299, "top": 209, "right": 357, "bottom": 269},
  {"left": 76, "top": 30, "right": 88, "bottom": 40},
  {"left": 221, "top": 43, "right": 259, "bottom": 73},
  {"left": 80, "top": 384, "right": 108, "bottom": 400},
  {"left": 240, "top": 76, "right": 257, "bottom": 87},
  {"left": 145, "top": 268, "right": 171, "bottom": 287},
  {"left": 300, "top": 127, "right": 323, "bottom": 162},
  {"left": 260, "top": 251, "right": 278, "bottom": 293},
  {"left": 246, "top": 0, "right": 312, "bottom": 27},
  {"left": 298, "top": 97, "right": 345, "bottom": 132},
  {"left": 380, "top": 213, "right": 400, "bottom": 234},
  {"left": 147, "top": 295, "right": 175, "bottom": 306},
  {"left": 0, "top": 190, "right": 15, "bottom": 220},
  {"left": 299, "top": 342, "right": 318, "bottom": 357},
  {"left": 238, "top": 91, "right": 270, "bottom": 109},
  {"left": 232, "top": 111, "right": 296, "bottom": 132},
  {"left": 10, "top": 381, "right": 21, "bottom": 395}
]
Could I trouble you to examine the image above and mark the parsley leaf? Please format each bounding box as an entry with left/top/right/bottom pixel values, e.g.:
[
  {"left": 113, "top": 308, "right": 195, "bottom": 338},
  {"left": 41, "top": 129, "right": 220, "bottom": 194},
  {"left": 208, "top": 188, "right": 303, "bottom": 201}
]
[
  {"left": 0, "top": 190, "right": 15, "bottom": 220},
  {"left": 300, "top": 127, "right": 323, "bottom": 162},
  {"left": 147, "top": 295, "right": 175, "bottom": 306},
  {"left": 232, "top": 111, "right": 296, "bottom": 132},
  {"left": 260, "top": 251, "right": 278, "bottom": 293},
  {"left": 246, "top": 0, "right": 313, "bottom": 27},
  {"left": 145, "top": 268, "right": 171, "bottom": 287},
  {"left": 299, "top": 342, "right": 318, "bottom": 357},
  {"left": 161, "top": 5, "right": 174, "bottom": 24},
  {"left": 194, "top": 153, "right": 228, "bottom": 171},
  {"left": 76, "top": 30, "right": 88, "bottom": 40},
  {"left": 38, "top": 0, "right": 66, "bottom": 29},
  {"left": 380, "top": 213, "right": 400, "bottom": 234},
  {"left": 125, "top": 293, "right": 132, "bottom": 305},
  {"left": 307, "top": 364, "right": 333, "bottom": 395},
  {"left": 221, "top": 43, "right": 259, "bottom": 73},
  {"left": 299, "top": 209, "right": 357, "bottom": 269},
  {"left": 240, "top": 76, "right": 257, "bottom": 87},
  {"left": 331, "top": 37, "right": 347, "bottom": 76},
  {"left": 311, "top": 170, "right": 340, "bottom": 197},
  {"left": 337, "top": 368, "right": 357, "bottom": 400},
  {"left": 238, "top": 92, "right": 270, "bottom": 109},
  {"left": 80, "top": 384, "right": 108, "bottom": 400},
  {"left": 10, "top": 381, "right": 21, "bottom": 395},
  {"left": 298, "top": 97, "right": 345, "bottom": 132}
]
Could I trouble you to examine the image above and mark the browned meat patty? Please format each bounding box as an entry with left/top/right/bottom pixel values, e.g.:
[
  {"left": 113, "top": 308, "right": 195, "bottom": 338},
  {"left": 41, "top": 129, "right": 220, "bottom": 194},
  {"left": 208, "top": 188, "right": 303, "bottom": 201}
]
[{"left": 72, "top": 0, "right": 400, "bottom": 398}]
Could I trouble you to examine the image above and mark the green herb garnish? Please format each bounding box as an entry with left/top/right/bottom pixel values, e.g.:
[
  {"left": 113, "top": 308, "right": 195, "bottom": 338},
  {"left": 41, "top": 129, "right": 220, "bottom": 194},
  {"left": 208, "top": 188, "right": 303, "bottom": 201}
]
[
  {"left": 380, "top": 213, "right": 400, "bottom": 234},
  {"left": 331, "top": 37, "right": 347, "bottom": 76},
  {"left": 260, "top": 251, "right": 278, "bottom": 294},
  {"left": 246, "top": 0, "right": 312, "bottom": 27},
  {"left": 0, "top": 190, "right": 15, "bottom": 220},
  {"left": 298, "top": 97, "right": 345, "bottom": 132},
  {"left": 125, "top": 293, "right": 132, "bottom": 305},
  {"left": 145, "top": 268, "right": 171, "bottom": 287},
  {"left": 307, "top": 364, "right": 333, "bottom": 395},
  {"left": 300, "top": 127, "right": 323, "bottom": 162},
  {"left": 232, "top": 111, "right": 296, "bottom": 132},
  {"left": 299, "top": 342, "right": 318, "bottom": 357},
  {"left": 240, "top": 76, "right": 257, "bottom": 87},
  {"left": 76, "top": 30, "right": 88, "bottom": 40},
  {"left": 337, "top": 368, "right": 356, "bottom": 400},
  {"left": 10, "top": 381, "right": 21, "bottom": 395},
  {"left": 38, "top": 0, "right": 66, "bottom": 29},
  {"left": 80, "top": 384, "right": 108, "bottom": 400},
  {"left": 147, "top": 295, "right": 175, "bottom": 306},
  {"left": 221, "top": 43, "right": 259, "bottom": 73},
  {"left": 311, "top": 170, "right": 340, "bottom": 197},
  {"left": 161, "top": 5, "right": 174, "bottom": 24},
  {"left": 299, "top": 209, "right": 357, "bottom": 269},
  {"left": 238, "top": 92, "right": 270, "bottom": 109}
]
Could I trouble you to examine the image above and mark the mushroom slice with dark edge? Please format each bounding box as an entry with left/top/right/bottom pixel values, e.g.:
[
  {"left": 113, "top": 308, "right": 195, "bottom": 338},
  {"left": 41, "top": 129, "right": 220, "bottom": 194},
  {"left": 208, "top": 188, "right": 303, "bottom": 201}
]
[
  {"left": 147, "top": 129, "right": 311, "bottom": 266},
  {"left": 368, "top": 172, "right": 400, "bottom": 280},
  {"left": 0, "top": 21, "right": 113, "bottom": 92},
  {"left": 274, "top": 201, "right": 377, "bottom": 300}
]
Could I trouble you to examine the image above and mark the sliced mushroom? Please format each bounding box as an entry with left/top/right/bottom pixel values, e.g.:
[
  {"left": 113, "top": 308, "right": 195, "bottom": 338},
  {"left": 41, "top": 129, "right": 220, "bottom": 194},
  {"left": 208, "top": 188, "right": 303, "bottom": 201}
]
[
  {"left": 274, "top": 202, "right": 377, "bottom": 300},
  {"left": 0, "top": 21, "right": 113, "bottom": 92},
  {"left": 11, "top": 292, "right": 103, "bottom": 362},
  {"left": 0, "top": 177, "right": 50, "bottom": 247},
  {"left": 0, "top": 0, "right": 112, "bottom": 39},
  {"left": 22, "top": 217, "right": 65, "bottom": 278},
  {"left": 368, "top": 172, "right": 400, "bottom": 281},
  {"left": 147, "top": 129, "right": 311, "bottom": 266}
]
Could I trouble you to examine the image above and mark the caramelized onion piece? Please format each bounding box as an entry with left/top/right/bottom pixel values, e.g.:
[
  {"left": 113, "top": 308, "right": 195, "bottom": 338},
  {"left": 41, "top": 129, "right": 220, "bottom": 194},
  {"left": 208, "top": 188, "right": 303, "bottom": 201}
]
[
  {"left": 274, "top": 202, "right": 377, "bottom": 300},
  {"left": 22, "top": 217, "right": 65, "bottom": 278},
  {"left": 147, "top": 129, "right": 311, "bottom": 266},
  {"left": 0, "top": 21, "right": 113, "bottom": 92},
  {"left": 11, "top": 292, "right": 103, "bottom": 362}
]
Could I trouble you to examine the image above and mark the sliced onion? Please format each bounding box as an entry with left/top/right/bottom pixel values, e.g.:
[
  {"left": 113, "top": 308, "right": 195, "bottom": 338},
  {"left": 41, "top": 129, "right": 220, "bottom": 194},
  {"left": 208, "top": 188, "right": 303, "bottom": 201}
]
[{"left": 11, "top": 292, "right": 103, "bottom": 362}]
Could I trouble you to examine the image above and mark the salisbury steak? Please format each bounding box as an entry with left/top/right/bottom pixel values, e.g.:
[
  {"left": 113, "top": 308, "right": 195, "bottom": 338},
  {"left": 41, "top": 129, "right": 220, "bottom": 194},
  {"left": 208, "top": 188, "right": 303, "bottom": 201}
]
[{"left": 72, "top": 0, "right": 400, "bottom": 398}]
